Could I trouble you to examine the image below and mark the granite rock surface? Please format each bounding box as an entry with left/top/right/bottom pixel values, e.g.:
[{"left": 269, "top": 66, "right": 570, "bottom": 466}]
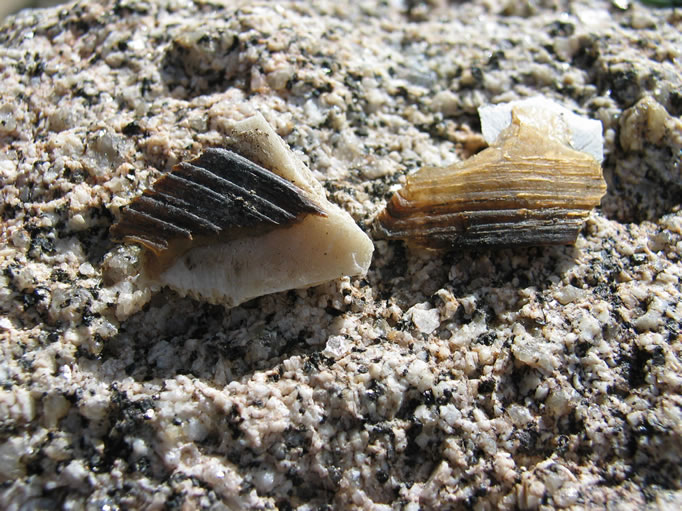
[{"left": 1, "top": 0, "right": 681, "bottom": 509}]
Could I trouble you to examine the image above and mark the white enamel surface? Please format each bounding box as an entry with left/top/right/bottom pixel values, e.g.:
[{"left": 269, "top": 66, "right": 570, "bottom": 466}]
[
  {"left": 479, "top": 97, "right": 604, "bottom": 162},
  {"left": 161, "top": 208, "right": 374, "bottom": 306}
]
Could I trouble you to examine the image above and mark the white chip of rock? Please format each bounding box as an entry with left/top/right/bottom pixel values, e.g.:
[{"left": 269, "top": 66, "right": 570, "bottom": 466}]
[
  {"left": 479, "top": 97, "right": 604, "bottom": 162},
  {"left": 63, "top": 459, "right": 89, "bottom": 487},
  {"left": 512, "top": 329, "right": 560, "bottom": 373},
  {"left": 253, "top": 469, "right": 276, "bottom": 493},
  {"left": 546, "top": 387, "right": 578, "bottom": 417},
  {"left": 0, "top": 437, "right": 27, "bottom": 480},
  {"left": 554, "top": 285, "right": 587, "bottom": 305},
  {"left": 508, "top": 404, "right": 533, "bottom": 426},
  {"left": 78, "top": 262, "right": 96, "bottom": 276},
  {"left": 577, "top": 311, "right": 602, "bottom": 342},
  {"left": 576, "top": 7, "right": 613, "bottom": 31},
  {"left": 439, "top": 403, "right": 462, "bottom": 427},
  {"left": 408, "top": 303, "right": 440, "bottom": 334},
  {"left": 406, "top": 359, "right": 434, "bottom": 391},
  {"left": 633, "top": 296, "right": 667, "bottom": 332},
  {"left": 0, "top": 317, "right": 11, "bottom": 330},
  {"left": 42, "top": 394, "right": 71, "bottom": 428},
  {"left": 0, "top": 158, "right": 18, "bottom": 182},
  {"left": 322, "top": 335, "right": 351, "bottom": 359}
]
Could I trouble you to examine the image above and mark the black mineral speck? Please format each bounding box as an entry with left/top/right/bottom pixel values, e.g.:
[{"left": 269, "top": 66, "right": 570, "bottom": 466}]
[
  {"left": 547, "top": 20, "right": 575, "bottom": 37},
  {"left": 478, "top": 379, "right": 495, "bottom": 394},
  {"left": 571, "top": 35, "right": 600, "bottom": 69},
  {"left": 28, "top": 229, "right": 56, "bottom": 257},
  {"left": 365, "top": 379, "right": 385, "bottom": 402},
  {"left": 631, "top": 253, "right": 648, "bottom": 266},
  {"left": 470, "top": 66, "right": 484, "bottom": 83},
  {"left": 575, "top": 341, "right": 591, "bottom": 358},
  {"left": 404, "top": 419, "right": 423, "bottom": 458},
  {"left": 22, "top": 287, "right": 50, "bottom": 311},
  {"left": 166, "top": 491, "right": 185, "bottom": 510},
  {"left": 276, "top": 500, "right": 293, "bottom": 511},
  {"left": 669, "top": 90, "right": 682, "bottom": 117},
  {"left": 487, "top": 50, "right": 504, "bottom": 69},
  {"left": 122, "top": 121, "right": 143, "bottom": 136},
  {"left": 605, "top": 67, "right": 641, "bottom": 106},
  {"left": 51, "top": 269, "right": 71, "bottom": 283},
  {"left": 396, "top": 396, "right": 420, "bottom": 420},
  {"left": 475, "top": 332, "right": 496, "bottom": 346},
  {"left": 376, "top": 468, "right": 389, "bottom": 484},
  {"left": 516, "top": 427, "right": 540, "bottom": 455},
  {"left": 625, "top": 346, "right": 655, "bottom": 387},
  {"left": 436, "top": 388, "right": 452, "bottom": 406}
]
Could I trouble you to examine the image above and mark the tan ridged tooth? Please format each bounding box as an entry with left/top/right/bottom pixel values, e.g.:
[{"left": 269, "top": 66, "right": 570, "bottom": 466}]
[{"left": 377, "top": 99, "right": 607, "bottom": 250}]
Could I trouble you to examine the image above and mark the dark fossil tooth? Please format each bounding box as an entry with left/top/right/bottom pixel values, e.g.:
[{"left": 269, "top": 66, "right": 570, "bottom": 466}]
[
  {"left": 110, "top": 148, "right": 326, "bottom": 258},
  {"left": 110, "top": 114, "right": 373, "bottom": 306},
  {"left": 376, "top": 98, "right": 608, "bottom": 250}
]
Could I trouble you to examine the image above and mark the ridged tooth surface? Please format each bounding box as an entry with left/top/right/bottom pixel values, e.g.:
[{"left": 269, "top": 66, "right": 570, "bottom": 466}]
[
  {"left": 110, "top": 148, "right": 326, "bottom": 256},
  {"left": 377, "top": 120, "right": 607, "bottom": 250},
  {"left": 110, "top": 114, "right": 374, "bottom": 306}
]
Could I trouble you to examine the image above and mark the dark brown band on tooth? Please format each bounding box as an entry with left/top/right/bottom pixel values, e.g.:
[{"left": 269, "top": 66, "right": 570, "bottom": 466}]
[
  {"left": 110, "top": 148, "right": 326, "bottom": 257},
  {"left": 376, "top": 121, "right": 607, "bottom": 250}
]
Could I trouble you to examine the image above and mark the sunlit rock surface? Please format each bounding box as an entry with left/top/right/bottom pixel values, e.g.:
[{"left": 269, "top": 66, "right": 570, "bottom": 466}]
[{"left": 0, "top": 0, "right": 681, "bottom": 509}]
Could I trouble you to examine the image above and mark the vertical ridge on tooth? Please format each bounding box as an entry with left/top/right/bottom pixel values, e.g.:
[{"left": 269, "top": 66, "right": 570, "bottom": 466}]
[{"left": 132, "top": 195, "right": 222, "bottom": 236}]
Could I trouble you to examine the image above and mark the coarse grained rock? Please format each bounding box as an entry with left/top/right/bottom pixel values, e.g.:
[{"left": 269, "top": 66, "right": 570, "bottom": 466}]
[{"left": 0, "top": 0, "right": 681, "bottom": 509}]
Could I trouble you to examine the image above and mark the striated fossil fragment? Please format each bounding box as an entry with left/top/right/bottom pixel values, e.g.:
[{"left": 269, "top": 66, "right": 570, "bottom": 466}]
[
  {"left": 110, "top": 149, "right": 326, "bottom": 273},
  {"left": 111, "top": 114, "right": 373, "bottom": 306},
  {"left": 377, "top": 98, "right": 607, "bottom": 249}
]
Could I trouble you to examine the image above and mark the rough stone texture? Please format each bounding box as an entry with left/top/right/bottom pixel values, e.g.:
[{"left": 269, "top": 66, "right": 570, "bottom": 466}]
[
  {"left": 0, "top": 0, "right": 681, "bottom": 509},
  {"left": 0, "top": 0, "right": 65, "bottom": 23}
]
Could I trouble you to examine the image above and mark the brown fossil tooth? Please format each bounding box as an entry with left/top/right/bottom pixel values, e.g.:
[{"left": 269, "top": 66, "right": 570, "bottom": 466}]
[
  {"left": 110, "top": 114, "right": 374, "bottom": 306},
  {"left": 376, "top": 101, "right": 607, "bottom": 250}
]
